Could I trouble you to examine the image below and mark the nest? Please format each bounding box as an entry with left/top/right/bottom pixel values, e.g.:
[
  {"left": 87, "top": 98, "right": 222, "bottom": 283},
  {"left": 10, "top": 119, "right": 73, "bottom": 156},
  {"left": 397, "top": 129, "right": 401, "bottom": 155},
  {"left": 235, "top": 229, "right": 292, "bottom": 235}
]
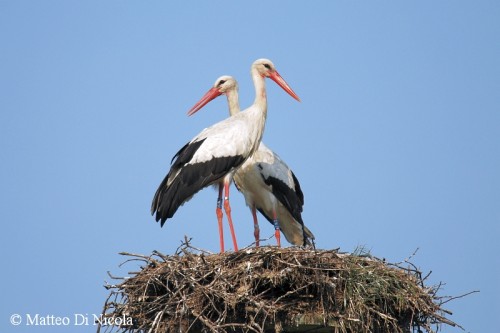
[{"left": 99, "top": 240, "right": 460, "bottom": 333}]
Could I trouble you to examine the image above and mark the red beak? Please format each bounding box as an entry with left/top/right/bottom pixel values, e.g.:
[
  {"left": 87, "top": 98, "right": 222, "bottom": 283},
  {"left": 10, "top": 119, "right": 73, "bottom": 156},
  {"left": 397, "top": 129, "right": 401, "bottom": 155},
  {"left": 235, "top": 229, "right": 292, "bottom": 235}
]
[
  {"left": 187, "top": 87, "right": 223, "bottom": 116},
  {"left": 269, "top": 70, "right": 301, "bottom": 102}
]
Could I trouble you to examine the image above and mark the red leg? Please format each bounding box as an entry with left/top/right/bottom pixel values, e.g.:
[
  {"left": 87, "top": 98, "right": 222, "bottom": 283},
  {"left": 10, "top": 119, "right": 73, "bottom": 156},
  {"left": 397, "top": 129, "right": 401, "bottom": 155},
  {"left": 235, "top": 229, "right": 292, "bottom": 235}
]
[
  {"left": 216, "top": 184, "right": 224, "bottom": 253},
  {"left": 272, "top": 209, "right": 281, "bottom": 248},
  {"left": 223, "top": 182, "right": 239, "bottom": 251},
  {"left": 251, "top": 205, "right": 260, "bottom": 247}
]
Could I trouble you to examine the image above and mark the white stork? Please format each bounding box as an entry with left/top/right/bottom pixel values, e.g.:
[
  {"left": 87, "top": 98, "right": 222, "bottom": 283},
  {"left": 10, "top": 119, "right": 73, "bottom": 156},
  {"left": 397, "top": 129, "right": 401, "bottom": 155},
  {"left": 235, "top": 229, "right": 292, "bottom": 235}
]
[
  {"left": 151, "top": 59, "right": 300, "bottom": 252},
  {"left": 189, "top": 76, "right": 315, "bottom": 247}
]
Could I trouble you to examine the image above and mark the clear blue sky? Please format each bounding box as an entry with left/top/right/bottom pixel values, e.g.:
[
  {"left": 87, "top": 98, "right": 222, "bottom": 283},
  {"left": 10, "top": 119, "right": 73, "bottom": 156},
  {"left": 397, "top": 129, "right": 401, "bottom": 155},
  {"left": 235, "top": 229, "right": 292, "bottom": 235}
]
[{"left": 1, "top": 1, "right": 498, "bottom": 332}]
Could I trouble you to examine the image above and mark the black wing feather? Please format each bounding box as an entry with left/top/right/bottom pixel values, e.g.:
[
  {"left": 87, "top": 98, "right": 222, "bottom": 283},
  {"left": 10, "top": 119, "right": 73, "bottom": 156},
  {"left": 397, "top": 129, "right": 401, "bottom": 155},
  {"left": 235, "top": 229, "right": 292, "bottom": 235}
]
[
  {"left": 261, "top": 172, "right": 304, "bottom": 226},
  {"left": 151, "top": 138, "right": 245, "bottom": 226},
  {"left": 290, "top": 170, "right": 304, "bottom": 207}
]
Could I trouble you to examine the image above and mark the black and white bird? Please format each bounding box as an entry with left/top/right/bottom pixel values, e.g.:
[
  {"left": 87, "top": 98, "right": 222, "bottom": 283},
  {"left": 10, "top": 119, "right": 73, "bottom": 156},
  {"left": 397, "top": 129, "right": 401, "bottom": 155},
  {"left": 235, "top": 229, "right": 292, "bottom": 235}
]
[
  {"left": 151, "top": 59, "right": 300, "bottom": 253},
  {"left": 190, "top": 76, "right": 315, "bottom": 247}
]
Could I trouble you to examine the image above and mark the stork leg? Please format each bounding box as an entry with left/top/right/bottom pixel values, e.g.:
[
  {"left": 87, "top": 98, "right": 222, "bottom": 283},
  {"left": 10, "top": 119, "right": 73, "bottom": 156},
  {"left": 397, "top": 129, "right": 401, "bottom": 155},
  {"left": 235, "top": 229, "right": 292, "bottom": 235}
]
[
  {"left": 216, "top": 184, "right": 224, "bottom": 253},
  {"left": 223, "top": 182, "right": 239, "bottom": 251},
  {"left": 251, "top": 205, "right": 260, "bottom": 247},
  {"left": 272, "top": 209, "right": 281, "bottom": 248}
]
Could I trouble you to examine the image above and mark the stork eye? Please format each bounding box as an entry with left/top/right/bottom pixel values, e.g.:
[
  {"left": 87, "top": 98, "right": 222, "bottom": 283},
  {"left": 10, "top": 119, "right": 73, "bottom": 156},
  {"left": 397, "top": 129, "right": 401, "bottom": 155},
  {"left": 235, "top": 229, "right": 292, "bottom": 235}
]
[
  {"left": 264, "top": 64, "right": 271, "bottom": 70},
  {"left": 218, "top": 80, "right": 226, "bottom": 86}
]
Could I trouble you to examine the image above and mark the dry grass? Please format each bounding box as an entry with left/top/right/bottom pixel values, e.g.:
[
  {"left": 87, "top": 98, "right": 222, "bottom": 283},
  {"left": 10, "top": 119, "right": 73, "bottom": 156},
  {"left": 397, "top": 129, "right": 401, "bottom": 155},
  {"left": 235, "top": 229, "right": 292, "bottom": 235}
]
[{"left": 98, "top": 240, "right": 461, "bottom": 333}]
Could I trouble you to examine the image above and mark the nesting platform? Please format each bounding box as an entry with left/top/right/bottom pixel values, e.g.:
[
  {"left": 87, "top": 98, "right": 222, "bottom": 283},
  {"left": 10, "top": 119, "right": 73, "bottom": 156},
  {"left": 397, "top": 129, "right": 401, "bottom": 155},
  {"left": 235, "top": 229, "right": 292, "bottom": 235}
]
[{"left": 99, "top": 243, "right": 459, "bottom": 333}]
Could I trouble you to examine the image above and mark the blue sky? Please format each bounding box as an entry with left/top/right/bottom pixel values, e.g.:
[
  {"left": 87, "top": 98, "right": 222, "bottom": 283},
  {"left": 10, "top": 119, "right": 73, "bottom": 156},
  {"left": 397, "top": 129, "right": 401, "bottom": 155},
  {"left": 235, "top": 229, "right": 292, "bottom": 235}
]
[{"left": 1, "top": 1, "right": 499, "bottom": 332}]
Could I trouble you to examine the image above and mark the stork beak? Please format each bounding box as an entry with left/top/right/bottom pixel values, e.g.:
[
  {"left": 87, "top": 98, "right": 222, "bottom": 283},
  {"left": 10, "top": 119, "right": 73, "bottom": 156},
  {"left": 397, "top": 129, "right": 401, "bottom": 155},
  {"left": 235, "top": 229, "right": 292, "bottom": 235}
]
[
  {"left": 269, "top": 71, "right": 301, "bottom": 102},
  {"left": 187, "top": 87, "right": 223, "bottom": 116}
]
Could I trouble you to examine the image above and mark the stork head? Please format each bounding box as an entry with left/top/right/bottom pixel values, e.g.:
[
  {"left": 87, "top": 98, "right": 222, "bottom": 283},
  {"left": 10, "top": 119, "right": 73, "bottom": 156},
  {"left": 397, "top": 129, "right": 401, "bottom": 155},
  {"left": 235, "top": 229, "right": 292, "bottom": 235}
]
[
  {"left": 213, "top": 75, "right": 238, "bottom": 94},
  {"left": 187, "top": 75, "right": 237, "bottom": 116},
  {"left": 252, "top": 58, "right": 301, "bottom": 102}
]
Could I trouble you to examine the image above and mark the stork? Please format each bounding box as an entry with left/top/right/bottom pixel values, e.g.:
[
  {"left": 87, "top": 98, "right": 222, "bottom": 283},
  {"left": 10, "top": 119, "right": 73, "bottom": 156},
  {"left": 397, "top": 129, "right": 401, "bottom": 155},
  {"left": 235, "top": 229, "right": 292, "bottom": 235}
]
[
  {"left": 189, "top": 76, "right": 315, "bottom": 247},
  {"left": 151, "top": 59, "right": 300, "bottom": 253}
]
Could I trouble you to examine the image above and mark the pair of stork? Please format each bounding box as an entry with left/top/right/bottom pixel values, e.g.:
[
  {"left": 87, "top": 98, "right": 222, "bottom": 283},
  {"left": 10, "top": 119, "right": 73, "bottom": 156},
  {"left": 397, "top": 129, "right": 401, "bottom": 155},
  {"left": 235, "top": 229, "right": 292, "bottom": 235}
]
[{"left": 151, "top": 59, "right": 315, "bottom": 252}]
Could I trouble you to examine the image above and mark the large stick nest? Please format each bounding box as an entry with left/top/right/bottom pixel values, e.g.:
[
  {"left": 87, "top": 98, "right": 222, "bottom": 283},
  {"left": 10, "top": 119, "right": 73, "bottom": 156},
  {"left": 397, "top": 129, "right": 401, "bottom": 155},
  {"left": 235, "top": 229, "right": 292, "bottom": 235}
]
[{"left": 99, "top": 241, "right": 460, "bottom": 333}]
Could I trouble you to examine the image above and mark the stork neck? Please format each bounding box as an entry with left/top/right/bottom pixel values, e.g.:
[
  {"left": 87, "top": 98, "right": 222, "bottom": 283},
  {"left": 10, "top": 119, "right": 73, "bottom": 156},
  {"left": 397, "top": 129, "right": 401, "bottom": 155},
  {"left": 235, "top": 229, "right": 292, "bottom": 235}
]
[
  {"left": 225, "top": 89, "right": 240, "bottom": 116},
  {"left": 252, "top": 70, "right": 268, "bottom": 116},
  {"left": 247, "top": 69, "right": 268, "bottom": 153}
]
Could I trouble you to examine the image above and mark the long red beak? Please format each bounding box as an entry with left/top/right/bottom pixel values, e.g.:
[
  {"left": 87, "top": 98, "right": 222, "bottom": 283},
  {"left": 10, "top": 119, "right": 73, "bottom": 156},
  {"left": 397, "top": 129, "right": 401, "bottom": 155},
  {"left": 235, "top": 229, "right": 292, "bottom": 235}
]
[
  {"left": 187, "top": 87, "right": 223, "bottom": 116},
  {"left": 269, "top": 71, "right": 301, "bottom": 102}
]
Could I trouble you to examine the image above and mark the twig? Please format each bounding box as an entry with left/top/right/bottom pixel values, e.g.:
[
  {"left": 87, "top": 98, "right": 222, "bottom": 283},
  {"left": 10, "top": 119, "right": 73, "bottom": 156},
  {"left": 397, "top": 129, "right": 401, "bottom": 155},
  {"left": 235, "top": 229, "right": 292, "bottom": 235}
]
[{"left": 439, "top": 290, "right": 480, "bottom": 305}]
